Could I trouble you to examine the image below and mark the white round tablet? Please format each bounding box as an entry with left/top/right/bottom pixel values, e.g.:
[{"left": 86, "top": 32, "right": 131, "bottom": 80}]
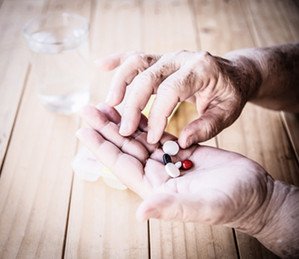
[
  {"left": 165, "top": 163, "right": 180, "bottom": 178},
  {"left": 162, "top": 140, "right": 179, "bottom": 156}
]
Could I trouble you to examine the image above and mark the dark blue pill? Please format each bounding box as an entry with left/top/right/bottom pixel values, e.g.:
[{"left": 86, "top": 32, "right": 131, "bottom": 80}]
[{"left": 163, "top": 154, "right": 172, "bottom": 165}]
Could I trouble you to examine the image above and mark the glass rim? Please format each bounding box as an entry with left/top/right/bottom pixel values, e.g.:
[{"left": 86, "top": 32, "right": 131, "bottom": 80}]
[{"left": 23, "top": 12, "right": 89, "bottom": 46}]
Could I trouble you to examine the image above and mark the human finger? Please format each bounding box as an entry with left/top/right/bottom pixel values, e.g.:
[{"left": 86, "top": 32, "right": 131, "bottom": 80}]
[
  {"left": 96, "top": 103, "right": 162, "bottom": 153},
  {"left": 178, "top": 107, "right": 231, "bottom": 148},
  {"left": 80, "top": 105, "right": 149, "bottom": 163},
  {"left": 94, "top": 51, "right": 135, "bottom": 71},
  {"left": 146, "top": 68, "right": 198, "bottom": 144},
  {"left": 76, "top": 128, "right": 150, "bottom": 197},
  {"left": 106, "top": 53, "right": 160, "bottom": 106},
  {"left": 96, "top": 102, "right": 121, "bottom": 124},
  {"left": 119, "top": 59, "right": 177, "bottom": 136}
]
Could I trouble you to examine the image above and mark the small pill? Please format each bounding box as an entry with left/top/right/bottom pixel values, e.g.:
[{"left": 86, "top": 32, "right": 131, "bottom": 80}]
[
  {"left": 162, "top": 140, "right": 179, "bottom": 156},
  {"left": 165, "top": 163, "right": 180, "bottom": 178},
  {"left": 175, "top": 161, "right": 182, "bottom": 168},
  {"left": 182, "top": 159, "right": 193, "bottom": 170},
  {"left": 163, "top": 154, "right": 172, "bottom": 165}
]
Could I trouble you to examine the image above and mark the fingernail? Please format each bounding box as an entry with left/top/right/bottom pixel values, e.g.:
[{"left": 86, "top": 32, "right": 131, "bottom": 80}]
[
  {"left": 147, "top": 130, "right": 155, "bottom": 144},
  {"left": 119, "top": 121, "right": 130, "bottom": 136}
]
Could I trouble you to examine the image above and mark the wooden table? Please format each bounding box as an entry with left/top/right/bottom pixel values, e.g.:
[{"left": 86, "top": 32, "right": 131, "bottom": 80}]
[{"left": 0, "top": 0, "right": 298, "bottom": 258}]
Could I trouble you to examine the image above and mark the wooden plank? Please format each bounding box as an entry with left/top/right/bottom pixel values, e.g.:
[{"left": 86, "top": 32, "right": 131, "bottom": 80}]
[
  {"left": 203, "top": 0, "right": 299, "bottom": 258},
  {"left": 242, "top": 0, "right": 299, "bottom": 47},
  {"left": 150, "top": 220, "right": 237, "bottom": 259},
  {"left": 242, "top": 0, "right": 299, "bottom": 166},
  {"left": 64, "top": 1, "right": 149, "bottom": 258},
  {"left": 240, "top": 0, "right": 299, "bottom": 181},
  {"left": 89, "top": 0, "right": 144, "bottom": 104},
  {"left": 142, "top": 0, "right": 237, "bottom": 258},
  {"left": 0, "top": 62, "right": 80, "bottom": 259},
  {"left": 65, "top": 179, "right": 148, "bottom": 259},
  {"left": 191, "top": 0, "right": 256, "bottom": 56},
  {"left": 0, "top": 0, "right": 46, "bottom": 170},
  {"left": 192, "top": 0, "right": 299, "bottom": 258},
  {"left": 0, "top": 0, "right": 92, "bottom": 258},
  {"left": 141, "top": 0, "right": 199, "bottom": 54}
]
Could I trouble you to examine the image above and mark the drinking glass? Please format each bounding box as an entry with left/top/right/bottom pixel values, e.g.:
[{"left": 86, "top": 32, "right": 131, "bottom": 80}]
[{"left": 23, "top": 12, "right": 90, "bottom": 114}]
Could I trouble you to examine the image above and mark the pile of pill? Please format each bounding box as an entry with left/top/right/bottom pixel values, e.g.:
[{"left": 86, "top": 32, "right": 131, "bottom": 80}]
[{"left": 162, "top": 140, "right": 193, "bottom": 178}]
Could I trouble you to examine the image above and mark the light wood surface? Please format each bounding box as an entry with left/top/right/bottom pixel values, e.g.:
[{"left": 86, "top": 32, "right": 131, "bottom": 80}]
[{"left": 0, "top": 0, "right": 298, "bottom": 258}]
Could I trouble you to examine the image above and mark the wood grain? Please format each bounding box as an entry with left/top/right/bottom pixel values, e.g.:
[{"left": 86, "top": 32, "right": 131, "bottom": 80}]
[
  {"left": 143, "top": 0, "right": 237, "bottom": 258},
  {"left": 0, "top": 0, "right": 91, "bottom": 258},
  {"left": 0, "top": 0, "right": 46, "bottom": 170},
  {"left": 64, "top": 1, "right": 149, "bottom": 258},
  {"left": 192, "top": 0, "right": 298, "bottom": 258},
  {"left": 234, "top": 3, "right": 299, "bottom": 256},
  {"left": 0, "top": 0, "right": 298, "bottom": 258},
  {"left": 65, "top": 180, "right": 147, "bottom": 259}
]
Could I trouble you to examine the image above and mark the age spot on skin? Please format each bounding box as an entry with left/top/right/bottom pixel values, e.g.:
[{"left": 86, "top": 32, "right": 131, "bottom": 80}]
[
  {"left": 146, "top": 56, "right": 154, "bottom": 65},
  {"left": 183, "top": 70, "right": 196, "bottom": 88}
]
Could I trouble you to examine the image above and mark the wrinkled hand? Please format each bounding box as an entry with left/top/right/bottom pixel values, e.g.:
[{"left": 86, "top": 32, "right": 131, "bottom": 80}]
[
  {"left": 77, "top": 104, "right": 272, "bottom": 230},
  {"left": 97, "top": 50, "right": 253, "bottom": 148}
]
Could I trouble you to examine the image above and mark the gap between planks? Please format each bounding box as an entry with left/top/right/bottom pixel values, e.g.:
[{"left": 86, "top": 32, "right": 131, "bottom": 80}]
[{"left": 0, "top": 65, "right": 31, "bottom": 175}]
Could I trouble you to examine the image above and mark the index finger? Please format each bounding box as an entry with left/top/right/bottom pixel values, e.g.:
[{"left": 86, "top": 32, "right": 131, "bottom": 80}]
[
  {"left": 119, "top": 60, "right": 177, "bottom": 136},
  {"left": 147, "top": 68, "right": 198, "bottom": 144},
  {"left": 106, "top": 53, "right": 160, "bottom": 106},
  {"left": 95, "top": 51, "right": 136, "bottom": 70}
]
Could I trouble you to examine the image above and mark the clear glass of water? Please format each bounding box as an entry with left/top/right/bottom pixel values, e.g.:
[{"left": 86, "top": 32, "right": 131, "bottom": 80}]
[{"left": 23, "top": 12, "right": 90, "bottom": 114}]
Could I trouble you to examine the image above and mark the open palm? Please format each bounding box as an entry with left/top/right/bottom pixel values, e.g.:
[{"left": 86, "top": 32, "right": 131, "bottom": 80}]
[{"left": 77, "top": 103, "right": 272, "bottom": 229}]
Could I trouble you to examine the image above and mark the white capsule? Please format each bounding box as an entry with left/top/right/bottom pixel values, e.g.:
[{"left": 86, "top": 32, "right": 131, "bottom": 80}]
[
  {"left": 162, "top": 140, "right": 179, "bottom": 156},
  {"left": 165, "top": 163, "right": 180, "bottom": 178},
  {"left": 175, "top": 161, "right": 182, "bottom": 168}
]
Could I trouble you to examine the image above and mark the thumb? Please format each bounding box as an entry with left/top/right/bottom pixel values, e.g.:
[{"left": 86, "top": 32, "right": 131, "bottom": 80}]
[{"left": 178, "top": 108, "right": 228, "bottom": 148}]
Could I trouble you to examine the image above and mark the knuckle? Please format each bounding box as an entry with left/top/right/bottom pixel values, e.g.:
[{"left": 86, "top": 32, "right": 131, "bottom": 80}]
[
  {"left": 197, "top": 50, "right": 214, "bottom": 64},
  {"left": 137, "top": 69, "right": 158, "bottom": 84},
  {"left": 162, "top": 49, "right": 189, "bottom": 59},
  {"left": 123, "top": 97, "right": 139, "bottom": 111},
  {"left": 140, "top": 54, "right": 158, "bottom": 67},
  {"left": 126, "top": 53, "right": 143, "bottom": 64},
  {"left": 174, "top": 49, "right": 188, "bottom": 56},
  {"left": 200, "top": 50, "right": 212, "bottom": 59},
  {"left": 158, "top": 81, "right": 179, "bottom": 96},
  {"left": 125, "top": 52, "right": 154, "bottom": 69}
]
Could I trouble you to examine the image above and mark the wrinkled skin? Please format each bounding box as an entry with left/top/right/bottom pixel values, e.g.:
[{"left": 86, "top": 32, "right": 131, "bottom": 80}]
[
  {"left": 77, "top": 103, "right": 299, "bottom": 258},
  {"left": 97, "top": 50, "right": 258, "bottom": 148},
  {"left": 96, "top": 44, "right": 299, "bottom": 148},
  {"left": 77, "top": 104, "right": 271, "bottom": 226}
]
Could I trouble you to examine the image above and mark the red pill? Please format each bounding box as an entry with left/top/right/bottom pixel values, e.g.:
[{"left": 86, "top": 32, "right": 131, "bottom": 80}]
[{"left": 182, "top": 159, "right": 193, "bottom": 170}]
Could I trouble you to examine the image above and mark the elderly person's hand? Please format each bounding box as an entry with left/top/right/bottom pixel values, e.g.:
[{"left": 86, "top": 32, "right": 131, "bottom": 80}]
[
  {"left": 97, "top": 50, "right": 257, "bottom": 148},
  {"left": 97, "top": 43, "right": 299, "bottom": 148},
  {"left": 77, "top": 104, "right": 299, "bottom": 258}
]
